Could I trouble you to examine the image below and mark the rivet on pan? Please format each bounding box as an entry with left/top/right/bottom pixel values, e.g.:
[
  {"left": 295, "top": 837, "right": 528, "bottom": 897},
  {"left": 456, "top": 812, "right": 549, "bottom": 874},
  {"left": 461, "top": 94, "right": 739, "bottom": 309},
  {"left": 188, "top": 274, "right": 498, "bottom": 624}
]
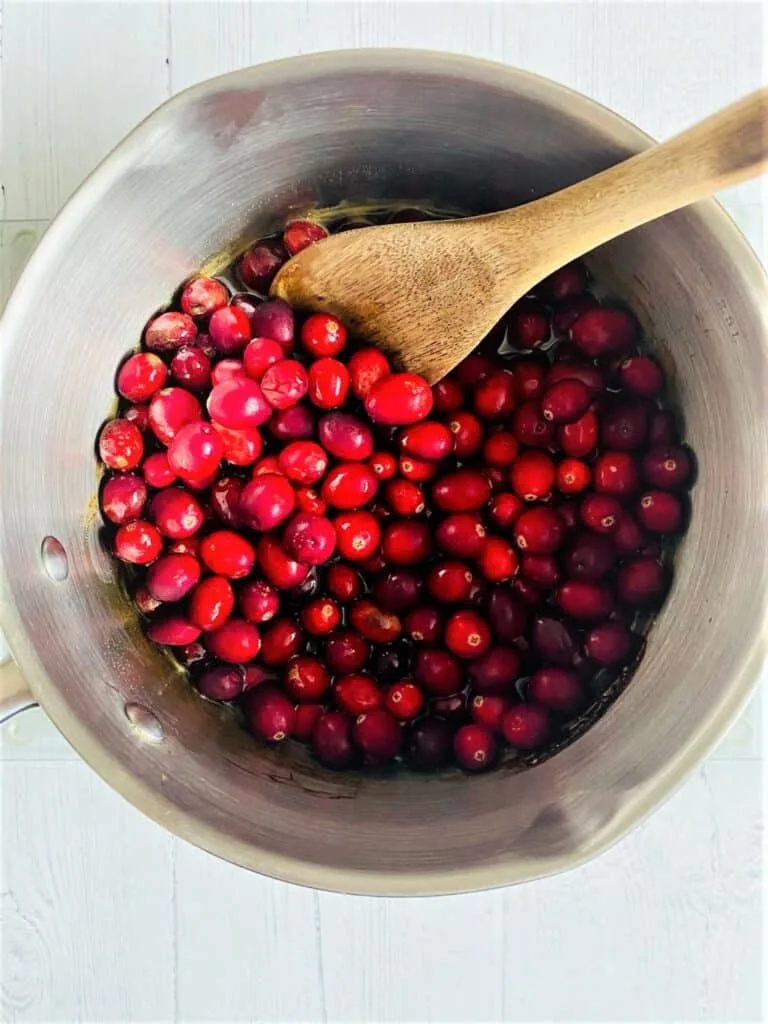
[
  {"left": 124, "top": 703, "right": 164, "bottom": 744},
  {"left": 40, "top": 536, "right": 69, "bottom": 581}
]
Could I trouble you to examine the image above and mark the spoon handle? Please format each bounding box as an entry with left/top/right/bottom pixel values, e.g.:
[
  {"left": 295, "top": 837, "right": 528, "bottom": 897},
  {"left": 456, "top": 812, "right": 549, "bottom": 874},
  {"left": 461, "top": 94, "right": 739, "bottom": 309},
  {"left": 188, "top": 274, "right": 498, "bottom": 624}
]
[{"left": 494, "top": 87, "right": 768, "bottom": 278}]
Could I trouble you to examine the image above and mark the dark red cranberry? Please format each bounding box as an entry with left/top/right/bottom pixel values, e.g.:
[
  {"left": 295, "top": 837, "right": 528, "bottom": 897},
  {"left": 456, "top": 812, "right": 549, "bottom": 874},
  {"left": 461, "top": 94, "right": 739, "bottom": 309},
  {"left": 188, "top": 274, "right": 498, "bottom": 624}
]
[
  {"left": 335, "top": 674, "right": 382, "bottom": 715},
  {"left": 236, "top": 580, "right": 279, "bottom": 625},
  {"left": 648, "top": 409, "right": 679, "bottom": 446},
  {"left": 454, "top": 353, "right": 496, "bottom": 386},
  {"left": 642, "top": 445, "right": 692, "bottom": 490},
  {"left": 261, "top": 618, "right": 303, "bottom": 665},
  {"left": 260, "top": 359, "right": 309, "bottom": 410},
  {"left": 487, "top": 587, "right": 528, "bottom": 641},
  {"left": 333, "top": 511, "right": 382, "bottom": 561},
  {"left": 318, "top": 412, "right": 373, "bottom": 461},
  {"left": 601, "top": 401, "right": 648, "bottom": 450},
  {"left": 432, "top": 469, "right": 491, "bottom": 513},
  {"left": 454, "top": 723, "right": 496, "bottom": 771},
  {"left": 507, "top": 297, "right": 549, "bottom": 349},
  {"left": 470, "top": 694, "right": 511, "bottom": 731},
  {"left": 512, "top": 401, "right": 556, "bottom": 449},
  {"left": 543, "top": 260, "right": 588, "bottom": 301},
  {"left": 292, "top": 703, "right": 324, "bottom": 741},
  {"left": 546, "top": 360, "right": 605, "bottom": 397},
  {"left": 430, "top": 691, "right": 469, "bottom": 725},
  {"left": 474, "top": 370, "right": 516, "bottom": 420},
  {"left": 563, "top": 532, "right": 615, "bottom": 582},
  {"left": 370, "top": 640, "right": 412, "bottom": 683},
  {"left": 207, "top": 378, "right": 270, "bottom": 429},
  {"left": 312, "top": 711, "right": 355, "bottom": 769},
  {"left": 435, "top": 513, "right": 486, "bottom": 559},
  {"left": 556, "top": 580, "right": 613, "bottom": 623},
  {"left": 585, "top": 622, "right": 634, "bottom": 666},
  {"left": 467, "top": 646, "right": 520, "bottom": 693},
  {"left": 637, "top": 491, "right": 683, "bottom": 533},
  {"left": 208, "top": 306, "right": 252, "bottom": 355},
  {"left": 206, "top": 618, "right": 261, "bottom": 663},
  {"left": 324, "top": 631, "right": 369, "bottom": 673},
  {"left": 593, "top": 450, "right": 640, "bottom": 497},
  {"left": 447, "top": 411, "right": 484, "bottom": 459},
  {"left": 168, "top": 346, "right": 211, "bottom": 392},
  {"left": 283, "top": 656, "right": 331, "bottom": 702},
  {"left": 384, "top": 681, "right": 424, "bottom": 721},
  {"left": 580, "top": 494, "right": 623, "bottom": 534},
  {"left": 174, "top": 642, "right": 208, "bottom": 668},
  {"left": 145, "top": 614, "right": 201, "bottom": 646},
  {"left": 243, "top": 337, "right": 285, "bottom": 381},
  {"left": 249, "top": 299, "right": 295, "bottom": 352},
  {"left": 325, "top": 563, "right": 363, "bottom": 601},
  {"left": 239, "top": 474, "right": 296, "bottom": 531},
  {"left": 117, "top": 352, "right": 167, "bottom": 402},
  {"left": 114, "top": 520, "right": 163, "bottom": 564},
  {"left": 619, "top": 355, "right": 663, "bottom": 398},
  {"left": 145, "top": 311, "right": 197, "bottom": 353},
  {"left": 308, "top": 357, "right": 350, "bottom": 409},
  {"left": 283, "top": 513, "right": 336, "bottom": 566},
  {"left": 365, "top": 372, "right": 433, "bottom": 425},
  {"left": 189, "top": 575, "right": 235, "bottom": 631},
  {"left": 512, "top": 358, "right": 548, "bottom": 401},
  {"left": 381, "top": 520, "right": 431, "bottom": 564},
  {"left": 541, "top": 379, "right": 591, "bottom": 424},
  {"left": 408, "top": 718, "right": 452, "bottom": 770},
  {"left": 612, "top": 514, "right": 645, "bottom": 557},
  {"left": 551, "top": 294, "right": 600, "bottom": 336},
  {"left": 510, "top": 451, "right": 556, "bottom": 502},
  {"left": 99, "top": 419, "right": 144, "bottom": 471},
  {"left": 149, "top": 487, "right": 204, "bottom": 539},
  {"left": 257, "top": 535, "right": 309, "bottom": 589},
  {"left": 200, "top": 530, "right": 256, "bottom": 579},
  {"left": 514, "top": 507, "right": 565, "bottom": 555},
  {"left": 347, "top": 346, "right": 391, "bottom": 400},
  {"left": 284, "top": 220, "right": 329, "bottom": 256},
  {"left": 502, "top": 703, "right": 551, "bottom": 749},
  {"left": 197, "top": 664, "right": 244, "bottom": 701},
  {"left": 167, "top": 422, "right": 223, "bottom": 483},
  {"left": 404, "top": 606, "right": 442, "bottom": 645},
  {"left": 531, "top": 616, "right": 577, "bottom": 665},
  {"left": 207, "top": 477, "right": 242, "bottom": 526},
  {"left": 444, "top": 610, "right": 491, "bottom": 659},
  {"left": 521, "top": 554, "right": 560, "bottom": 588},
  {"left": 301, "top": 311, "right": 347, "bottom": 356},
  {"left": 238, "top": 242, "right": 287, "bottom": 292},
  {"left": 384, "top": 479, "right": 426, "bottom": 517},
  {"left": 617, "top": 557, "right": 666, "bottom": 606},
  {"left": 265, "top": 406, "right": 314, "bottom": 445},
  {"left": 413, "top": 648, "right": 462, "bottom": 696},
  {"left": 354, "top": 709, "right": 402, "bottom": 762},
  {"left": 432, "top": 377, "right": 464, "bottom": 412},
  {"left": 243, "top": 685, "right": 295, "bottom": 742},
  {"left": 476, "top": 536, "right": 520, "bottom": 583},
  {"left": 101, "top": 473, "right": 147, "bottom": 524},
  {"left": 373, "top": 569, "right": 423, "bottom": 612},
  {"left": 529, "top": 668, "right": 583, "bottom": 716},
  {"left": 558, "top": 410, "right": 599, "bottom": 458},
  {"left": 570, "top": 306, "right": 636, "bottom": 358}
]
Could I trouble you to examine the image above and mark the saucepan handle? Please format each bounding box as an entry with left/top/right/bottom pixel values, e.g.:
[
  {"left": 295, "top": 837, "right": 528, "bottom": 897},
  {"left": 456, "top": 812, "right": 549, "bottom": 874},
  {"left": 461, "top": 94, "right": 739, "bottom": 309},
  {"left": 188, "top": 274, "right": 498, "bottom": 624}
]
[{"left": 0, "top": 629, "right": 38, "bottom": 725}]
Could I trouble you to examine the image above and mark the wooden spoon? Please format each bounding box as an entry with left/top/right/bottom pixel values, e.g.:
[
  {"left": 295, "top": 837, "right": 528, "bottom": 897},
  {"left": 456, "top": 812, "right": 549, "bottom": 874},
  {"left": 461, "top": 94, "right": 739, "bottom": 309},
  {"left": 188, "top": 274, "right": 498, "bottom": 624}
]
[{"left": 271, "top": 88, "right": 768, "bottom": 383}]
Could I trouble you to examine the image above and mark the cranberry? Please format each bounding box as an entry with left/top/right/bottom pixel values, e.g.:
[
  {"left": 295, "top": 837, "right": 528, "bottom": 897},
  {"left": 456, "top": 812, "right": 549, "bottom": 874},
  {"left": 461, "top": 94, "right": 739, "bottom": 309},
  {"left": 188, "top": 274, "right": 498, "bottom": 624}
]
[
  {"left": 347, "top": 346, "right": 391, "bottom": 400},
  {"left": 483, "top": 430, "right": 518, "bottom": 467},
  {"left": 546, "top": 361, "right": 605, "bottom": 397},
  {"left": 531, "top": 616, "right": 577, "bottom": 666},
  {"left": 618, "top": 355, "right": 662, "bottom": 398},
  {"left": 563, "top": 532, "right": 615, "bottom": 581},
  {"left": 144, "top": 553, "right": 200, "bottom": 602},
  {"left": 404, "top": 605, "right": 442, "bottom": 644},
  {"left": 295, "top": 487, "right": 327, "bottom": 515},
  {"left": 385, "top": 479, "right": 425, "bottom": 517},
  {"left": 292, "top": 703, "right": 325, "bottom": 741},
  {"left": 346, "top": 600, "right": 400, "bottom": 644},
  {"left": 166, "top": 422, "right": 222, "bottom": 483},
  {"left": 432, "top": 377, "right": 464, "bottom": 412},
  {"left": 413, "top": 648, "right": 462, "bottom": 696},
  {"left": 447, "top": 411, "right": 484, "bottom": 459},
  {"left": 149, "top": 488, "right": 204, "bottom": 539},
  {"left": 556, "top": 458, "right": 591, "bottom": 495},
  {"left": 261, "top": 619, "right": 303, "bottom": 665},
  {"left": 257, "top": 535, "right": 309, "bottom": 589},
  {"left": 551, "top": 294, "right": 600, "bottom": 336},
  {"left": 99, "top": 419, "right": 144, "bottom": 471},
  {"left": 207, "top": 306, "right": 251, "bottom": 356},
  {"left": 649, "top": 409, "right": 678, "bottom": 446},
  {"left": 284, "top": 220, "right": 328, "bottom": 256},
  {"left": 444, "top": 610, "right": 491, "bottom": 659},
  {"left": 521, "top": 554, "right": 560, "bottom": 589},
  {"left": 278, "top": 441, "right": 328, "bottom": 485},
  {"left": 433, "top": 513, "right": 484, "bottom": 559},
  {"left": 353, "top": 709, "right": 401, "bottom": 762},
  {"left": 612, "top": 514, "right": 645, "bottom": 557},
  {"left": 114, "top": 520, "right": 163, "bottom": 564},
  {"left": 409, "top": 717, "right": 452, "bottom": 770},
  {"left": 283, "top": 656, "right": 331, "bottom": 702},
  {"left": 476, "top": 536, "right": 520, "bottom": 582},
  {"left": 432, "top": 469, "right": 491, "bottom": 513},
  {"left": 510, "top": 451, "right": 555, "bottom": 502},
  {"left": 557, "top": 580, "right": 613, "bottom": 622},
  {"left": 251, "top": 456, "right": 282, "bottom": 477},
  {"left": 211, "top": 359, "right": 247, "bottom": 386},
  {"left": 259, "top": 359, "right": 309, "bottom": 410},
  {"left": 308, "top": 357, "right": 350, "bottom": 409},
  {"left": 318, "top": 413, "right": 373, "bottom": 460},
  {"left": 507, "top": 297, "right": 549, "bottom": 349},
  {"left": 179, "top": 276, "right": 228, "bottom": 318},
  {"left": 398, "top": 456, "right": 438, "bottom": 483},
  {"left": 400, "top": 421, "right": 454, "bottom": 461},
  {"left": 146, "top": 614, "right": 201, "bottom": 646},
  {"left": 283, "top": 513, "right": 336, "bottom": 566},
  {"left": 214, "top": 424, "right": 263, "bottom": 468},
  {"left": 238, "top": 579, "right": 280, "bottom": 624},
  {"left": 487, "top": 493, "right": 524, "bottom": 531},
  {"left": 117, "top": 352, "right": 167, "bottom": 402},
  {"left": 197, "top": 664, "right": 244, "bottom": 701},
  {"left": 642, "top": 445, "right": 692, "bottom": 490},
  {"left": 373, "top": 569, "right": 422, "bottom": 612},
  {"left": 334, "top": 511, "right": 382, "bottom": 561},
  {"left": 514, "top": 507, "right": 564, "bottom": 555},
  {"left": 321, "top": 463, "right": 377, "bottom": 510},
  {"left": 617, "top": 557, "right": 666, "bottom": 606},
  {"left": 470, "top": 693, "right": 511, "bottom": 731},
  {"left": 512, "top": 401, "right": 555, "bottom": 449},
  {"left": 238, "top": 242, "right": 287, "bottom": 292},
  {"left": 199, "top": 530, "right": 256, "bottom": 579},
  {"left": 593, "top": 450, "right": 640, "bottom": 497},
  {"left": 559, "top": 409, "right": 599, "bottom": 458},
  {"left": 580, "top": 494, "right": 623, "bottom": 534},
  {"left": 502, "top": 703, "right": 551, "bottom": 749},
  {"left": 455, "top": 353, "right": 496, "bottom": 386},
  {"left": 243, "top": 337, "right": 285, "bottom": 381},
  {"left": 454, "top": 723, "right": 496, "bottom": 771},
  {"left": 301, "top": 311, "right": 347, "bottom": 357},
  {"left": 168, "top": 346, "right": 211, "bottom": 393},
  {"left": 487, "top": 586, "right": 528, "bottom": 640},
  {"left": 474, "top": 370, "right": 516, "bottom": 420},
  {"left": 369, "top": 451, "right": 398, "bottom": 480},
  {"left": 145, "top": 311, "right": 197, "bottom": 353},
  {"left": 324, "top": 631, "right": 369, "bottom": 673},
  {"left": 512, "top": 577, "right": 545, "bottom": 607},
  {"left": 528, "top": 668, "right": 583, "bottom": 716},
  {"left": 382, "top": 520, "right": 431, "bottom": 564},
  {"left": 541, "top": 378, "right": 591, "bottom": 424},
  {"left": 301, "top": 596, "right": 341, "bottom": 635},
  {"left": 312, "top": 711, "right": 355, "bottom": 769},
  {"left": 384, "top": 681, "right": 424, "bottom": 721},
  {"left": 124, "top": 404, "right": 149, "bottom": 431},
  {"left": 249, "top": 299, "right": 295, "bottom": 352},
  {"left": 335, "top": 674, "right": 382, "bottom": 715},
  {"left": 637, "top": 491, "right": 683, "bottom": 533},
  {"left": 207, "top": 379, "right": 270, "bottom": 429},
  {"left": 236, "top": 474, "right": 294, "bottom": 531},
  {"left": 189, "top": 575, "right": 235, "bottom": 630},
  {"left": 543, "top": 260, "right": 588, "bottom": 301},
  {"left": 586, "top": 621, "right": 635, "bottom": 666},
  {"left": 365, "top": 372, "right": 433, "bottom": 425},
  {"left": 467, "top": 646, "right": 520, "bottom": 693},
  {"left": 101, "top": 473, "right": 147, "bottom": 524},
  {"left": 570, "top": 306, "right": 636, "bottom": 358},
  {"left": 601, "top": 401, "right": 648, "bottom": 451},
  {"left": 243, "top": 685, "right": 295, "bottom": 742},
  {"left": 207, "top": 476, "right": 242, "bottom": 526},
  {"left": 513, "top": 358, "right": 548, "bottom": 401}
]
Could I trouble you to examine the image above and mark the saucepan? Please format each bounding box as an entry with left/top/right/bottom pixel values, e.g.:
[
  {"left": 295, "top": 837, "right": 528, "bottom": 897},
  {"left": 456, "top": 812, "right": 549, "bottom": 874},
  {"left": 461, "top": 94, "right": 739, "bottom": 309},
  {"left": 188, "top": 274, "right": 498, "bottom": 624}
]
[{"left": 0, "top": 51, "right": 765, "bottom": 895}]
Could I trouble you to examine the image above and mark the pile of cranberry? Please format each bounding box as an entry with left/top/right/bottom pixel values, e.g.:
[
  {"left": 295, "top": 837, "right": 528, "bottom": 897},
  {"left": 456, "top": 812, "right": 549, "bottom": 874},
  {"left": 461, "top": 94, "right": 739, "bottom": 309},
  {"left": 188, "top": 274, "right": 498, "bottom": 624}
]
[{"left": 97, "top": 209, "right": 694, "bottom": 773}]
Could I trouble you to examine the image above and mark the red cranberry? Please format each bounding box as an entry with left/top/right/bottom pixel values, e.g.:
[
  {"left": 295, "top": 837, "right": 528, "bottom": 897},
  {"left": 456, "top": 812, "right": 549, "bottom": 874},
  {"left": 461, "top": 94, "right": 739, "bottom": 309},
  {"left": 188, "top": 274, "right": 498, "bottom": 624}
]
[
  {"left": 637, "top": 491, "right": 683, "bottom": 533},
  {"left": 211, "top": 359, "right": 247, "bottom": 386},
  {"left": 243, "top": 685, "right": 295, "bottom": 742},
  {"left": 354, "top": 709, "right": 401, "bottom": 762},
  {"left": 454, "top": 723, "right": 496, "bottom": 771},
  {"left": 99, "top": 419, "right": 144, "bottom": 471},
  {"left": 487, "top": 587, "right": 528, "bottom": 641},
  {"left": 551, "top": 294, "right": 600, "bottom": 336},
  {"left": 284, "top": 220, "right": 328, "bottom": 256},
  {"left": 432, "top": 469, "right": 491, "bottom": 513},
  {"left": 243, "top": 337, "right": 285, "bottom": 381},
  {"left": 214, "top": 424, "right": 263, "bottom": 467},
  {"left": 292, "top": 703, "right": 324, "bottom": 741},
  {"left": 521, "top": 554, "right": 560, "bottom": 588},
  {"left": 435, "top": 513, "right": 486, "bottom": 559},
  {"left": 514, "top": 507, "right": 564, "bottom": 554},
  {"left": 455, "top": 353, "right": 496, "bottom": 386},
  {"left": 444, "top": 610, "right": 491, "bottom": 659},
  {"left": 369, "top": 451, "right": 398, "bottom": 480},
  {"left": 145, "top": 311, "right": 197, "bottom": 353},
  {"left": 334, "top": 511, "right": 382, "bottom": 561},
  {"left": 312, "top": 711, "right": 355, "bottom": 769},
  {"left": 257, "top": 535, "right": 309, "bottom": 589},
  {"left": 507, "top": 297, "right": 549, "bottom": 349},
  {"left": 124, "top": 403, "right": 151, "bottom": 433},
  {"left": 168, "top": 346, "right": 212, "bottom": 393},
  {"left": 476, "top": 536, "right": 519, "bottom": 582},
  {"left": 260, "top": 359, "right": 309, "bottom": 410},
  {"left": 585, "top": 621, "right": 635, "bottom": 666},
  {"left": 348, "top": 600, "right": 401, "bottom": 644},
  {"left": 373, "top": 569, "right": 422, "bottom": 612},
  {"left": 400, "top": 421, "right": 454, "bottom": 461},
  {"left": 467, "top": 646, "right": 520, "bottom": 693},
  {"left": 261, "top": 618, "right": 303, "bottom": 665},
  {"left": 301, "top": 311, "right": 347, "bottom": 357},
  {"left": 101, "top": 473, "right": 147, "bottom": 524},
  {"left": 238, "top": 474, "right": 295, "bottom": 531},
  {"left": 470, "top": 694, "right": 511, "bottom": 731},
  {"left": 593, "top": 450, "right": 640, "bottom": 497},
  {"left": 474, "top": 370, "right": 516, "bottom": 420},
  {"left": 601, "top": 401, "right": 648, "bottom": 450},
  {"left": 531, "top": 616, "right": 577, "bottom": 666},
  {"left": 502, "top": 703, "right": 551, "bottom": 749},
  {"left": 180, "top": 276, "right": 229, "bottom": 318},
  {"left": 365, "top": 372, "right": 433, "bottom": 425},
  {"left": 447, "top": 411, "right": 484, "bottom": 459},
  {"left": 200, "top": 530, "right": 256, "bottom": 579},
  {"left": 425, "top": 561, "right": 472, "bottom": 603},
  {"left": 318, "top": 413, "right": 373, "bottom": 460},
  {"left": 570, "top": 306, "right": 636, "bottom": 358},
  {"left": 384, "top": 681, "right": 424, "bottom": 721},
  {"left": 251, "top": 455, "right": 282, "bottom": 477},
  {"left": 513, "top": 357, "right": 548, "bottom": 400},
  {"left": 580, "top": 494, "right": 622, "bottom": 534},
  {"left": 335, "top": 674, "right": 382, "bottom": 715},
  {"left": 189, "top": 575, "right": 235, "bottom": 631},
  {"left": 642, "top": 445, "right": 692, "bottom": 490},
  {"left": 321, "top": 463, "right": 377, "bottom": 510},
  {"left": 283, "top": 513, "right": 336, "bottom": 566},
  {"left": 295, "top": 487, "right": 327, "bottom": 515},
  {"left": 238, "top": 242, "right": 287, "bottom": 292},
  {"left": 145, "top": 553, "right": 201, "bottom": 602},
  {"left": 409, "top": 717, "right": 452, "bottom": 770},
  {"left": 206, "top": 617, "right": 261, "bottom": 663},
  {"left": 249, "top": 299, "right": 295, "bottom": 352},
  {"left": 238, "top": 580, "right": 280, "bottom": 624},
  {"left": 487, "top": 493, "right": 524, "bottom": 531},
  {"left": 556, "top": 458, "right": 591, "bottom": 495},
  {"left": 347, "top": 346, "right": 391, "bottom": 399},
  {"left": 307, "top": 357, "right": 350, "bottom": 409},
  {"left": 649, "top": 409, "right": 678, "bottom": 445},
  {"left": 114, "top": 520, "right": 163, "bottom": 564},
  {"left": 207, "top": 379, "right": 270, "bottom": 429},
  {"left": 382, "top": 520, "right": 431, "bottom": 564},
  {"left": 149, "top": 487, "right": 204, "bottom": 539},
  {"left": 541, "top": 378, "right": 591, "bottom": 425},
  {"left": 399, "top": 456, "right": 438, "bottom": 483},
  {"left": 117, "top": 352, "right": 167, "bottom": 402},
  {"left": 546, "top": 361, "right": 605, "bottom": 397},
  {"left": 483, "top": 430, "right": 518, "bottom": 468},
  {"left": 404, "top": 605, "right": 442, "bottom": 644},
  {"left": 325, "top": 563, "right": 363, "bottom": 602},
  {"left": 528, "top": 668, "right": 583, "bottom": 716},
  {"left": 512, "top": 401, "right": 556, "bottom": 449},
  {"left": 145, "top": 614, "right": 201, "bottom": 646},
  {"left": 432, "top": 377, "right": 464, "bottom": 412},
  {"left": 197, "top": 664, "right": 244, "bottom": 701},
  {"left": 324, "top": 631, "right": 369, "bottom": 674},
  {"left": 510, "top": 451, "right": 556, "bottom": 502},
  {"left": 559, "top": 409, "right": 599, "bottom": 458},
  {"left": 284, "top": 656, "right": 331, "bottom": 702},
  {"left": 277, "top": 441, "right": 328, "bottom": 486},
  {"left": 612, "top": 514, "right": 645, "bottom": 557},
  {"left": 385, "top": 479, "right": 425, "bottom": 517},
  {"left": 301, "top": 596, "right": 341, "bottom": 635},
  {"left": 167, "top": 422, "right": 223, "bottom": 483},
  {"left": 619, "top": 355, "right": 663, "bottom": 398},
  {"left": 557, "top": 580, "right": 613, "bottom": 623},
  {"left": 414, "top": 648, "right": 462, "bottom": 696},
  {"left": 617, "top": 557, "right": 666, "bottom": 606},
  {"left": 208, "top": 306, "right": 252, "bottom": 355},
  {"left": 208, "top": 476, "right": 243, "bottom": 526}
]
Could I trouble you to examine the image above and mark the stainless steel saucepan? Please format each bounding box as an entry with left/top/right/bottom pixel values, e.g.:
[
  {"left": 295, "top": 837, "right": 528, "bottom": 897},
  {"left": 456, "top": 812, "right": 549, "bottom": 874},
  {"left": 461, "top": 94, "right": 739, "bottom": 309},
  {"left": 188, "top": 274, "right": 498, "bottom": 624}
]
[{"left": 1, "top": 51, "right": 765, "bottom": 895}]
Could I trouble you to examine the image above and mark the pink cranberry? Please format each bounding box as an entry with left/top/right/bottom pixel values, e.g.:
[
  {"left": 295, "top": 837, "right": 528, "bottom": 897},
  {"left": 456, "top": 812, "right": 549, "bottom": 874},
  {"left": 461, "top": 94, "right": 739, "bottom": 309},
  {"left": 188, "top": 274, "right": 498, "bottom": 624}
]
[
  {"left": 619, "top": 355, "right": 663, "bottom": 398},
  {"left": 502, "top": 703, "right": 551, "bottom": 749},
  {"left": 117, "top": 352, "right": 167, "bottom": 402},
  {"left": 400, "top": 421, "right": 454, "bottom": 461},
  {"left": 200, "top": 530, "right": 256, "bottom": 579},
  {"left": 318, "top": 413, "right": 373, "bottom": 461},
  {"left": 637, "top": 491, "right": 683, "bottom": 533},
  {"left": 593, "top": 450, "right": 640, "bottom": 497},
  {"left": 260, "top": 359, "right": 309, "bottom": 410},
  {"left": 404, "top": 605, "right": 442, "bottom": 644},
  {"left": 301, "top": 311, "right": 347, "bottom": 356},
  {"left": 467, "top": 646, "right": 520, "bottom": 693},
  {"left": 382, "top": 520, "right": 431, "bottom": 564},
  {"left": 238, "top": 242, "right": 287, "bottom": 292},
  {"left": 474, "top": 370, "right": 516, "bottom": 420},
  {"left": 409, "top": 717, "right": 452, "bottom": 770},
  {"left": 580, "top": 494, "right": 623, "bottom": 534},
  {"left": 283, "top": 513, "right": 336, "bottom": 565},
  {"left": 114, "top": 520, "right": 163, "bottom": 564},
  {"left": 167, "top": 422, "right": 223, "bottom": 483},
  {"left": 145, "top": 614, "right": 201, "bottom": 646},
  {"left": 211, "top": 359, "right": 247, "bottom": 386},
  {"left": 239, "top": 474, "right": 296, "bottom": 531},
  {"left": 284, "top": 220, "right": 329, "bottom": 256},
  {"left": 642, "top": 445, "right": 692, "bottom": 490},
  {"left": 321, "top": 463, "right": 377, "bottom": 510},
  {"left": 432, "top": 377, "right": 464, "bottom": 412},
  {"left": 432, "top": 469, "right": 491, "bottom": 513},
  {"left": 208, "top": 306, "right": 252, "bottom": 355},
  {"left": 528, "top": 668, "right": 583, "bottom": 716},
  {"left": 249, "top": 299, "right": 295, "bottom": 351},
  {"left": 514, "top": 507, "right": 565, "bottom": 555},
  {"left": 257, "top": 535, "right": 309, "bottom": 590},
  {"left": 169, "top": 346, "right": 212, "bottom": 392},
  {"left": 180, "top": 276, "right": 229, "bottom": 318},
  {"left": 512, "top": 401, "right": 556, "bottom": 449},
  {"left": 334, "top": 674, "right": 382, "bottom": 715},
  {"left": 312, "top": 711, "right": 355, "bottom": 769},
  {"left": 507, "top": 297, "right": 549, "bottom": 349},
  {"left": 364, "top": 372, "right": 433, "bottom": 425},
  {"left": 189, "top": 575, "right": 235, "bottom": 631},
  {"left": 101, "top": 473, "right": 147, "bottom": 524},
  {"left": 447, "top": 411, "right": 484, "bottom": 459},
  {"left": 333, "top": 511, "right": 382, "bottom": 561},
  {"left": 374, "top": 569, "right": 423, "bottom": 612},
  {"left": 243, "top": 337, "right": 285, "bottom": 380},
  {"left": 559, "top": 410, "right": 598, "bottom": 458},
  {"left": 145, "top": 311, "right": 197, "bottom": 353},
  {"left": 99, "top": 419, "right": 144, "bottom": 471},
  {"left": 427, "top": 561, "right": 474, "bottom": 603},
  {"left": 556, "top": 580, "right": 613, "bottom": 623},
  {"left": 541, "top": 379, "right": 591, "bottom": 424},
  {"left": 301, "top": 596, "right": 342, "bottom": 636},
  {"left": 149, "top": 487, "right": 204, "bottom": 539},
  {"left": 601, "top": 402, "right": 648, "bottom": 450},
  {"left": 243, "top": 685, "right": 295, "bottom": 742},
  {"left": 444, "top": 610, "right": 491, "bottom": 659},
  {"left": 207, "top": 378, "right": 271, "bottom": 429},
  {"left": 308, "top": 357, "right": 350, "bottom": 409},
  {"left": 413, "top": 648, "right": 462, "bottom": 696},
  {"left": 283, "top": 656, "right": 331, "bottom": 702},
  {"left": 261, "top": 619, "right": 304, "bottom": 665},
  {"left": 348, "top": 346, "right": 391, "bottom": 400},
  {"left": 324, "top": 631, "right": 370, "bottom": 674},
  {"left": 531, "top": 616, "right": 577, "bottom": 666},
  {"left": 145, "top": 553, "right": 201, "bottom": 602},
  {"left": 454, "top": 723, "right": 496, "bottom": 772},
  {"left": 570, "top": 306, "right": 636, "bottom": 358},
  {"left": 617, "top": 557, "right": 666, "bottom": 606},
  {"left": 585, "top": 621, "right": 634, "bottom": 666}
]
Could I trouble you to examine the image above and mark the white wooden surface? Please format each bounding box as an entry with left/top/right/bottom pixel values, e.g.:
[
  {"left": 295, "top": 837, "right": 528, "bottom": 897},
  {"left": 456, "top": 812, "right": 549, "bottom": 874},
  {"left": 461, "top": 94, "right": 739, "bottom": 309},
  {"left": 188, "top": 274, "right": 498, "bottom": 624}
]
[{"left": 0, "top": 2, "right": 764, "bottom": 1021}]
